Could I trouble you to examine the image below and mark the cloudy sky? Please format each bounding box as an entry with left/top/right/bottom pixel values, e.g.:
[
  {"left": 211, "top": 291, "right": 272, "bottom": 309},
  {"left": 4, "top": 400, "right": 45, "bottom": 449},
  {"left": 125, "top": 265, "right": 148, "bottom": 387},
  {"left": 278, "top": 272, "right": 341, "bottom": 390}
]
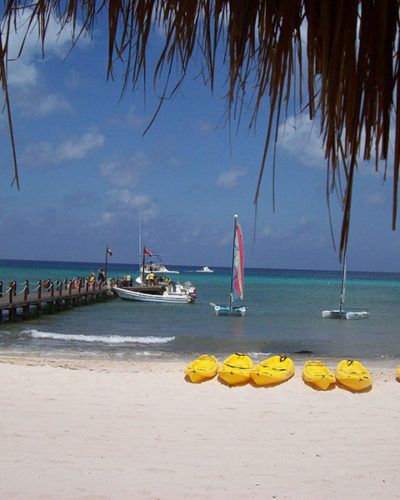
[{"left": 0, "top": 10, "right": 399, "bottom": 272}]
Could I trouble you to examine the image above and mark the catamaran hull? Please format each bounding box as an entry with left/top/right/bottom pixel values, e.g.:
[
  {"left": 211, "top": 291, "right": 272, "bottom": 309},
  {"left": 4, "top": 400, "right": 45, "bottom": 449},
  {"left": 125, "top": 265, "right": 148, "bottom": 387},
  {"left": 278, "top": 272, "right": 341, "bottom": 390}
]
[
  {"left": 113, "top": 286, "right": 194, "bottom": 304},
  {"left": 322, "top": 309, "right": 369, "bottom": 320},
  {"left": 213, "top": 305, "right": 246, "bottom": 317},
  {"left": 322, "top": 255, "right": 369, "bottom": 320},
  {"left": 345, "top": 311, "right": 369, "bottom": 319}
]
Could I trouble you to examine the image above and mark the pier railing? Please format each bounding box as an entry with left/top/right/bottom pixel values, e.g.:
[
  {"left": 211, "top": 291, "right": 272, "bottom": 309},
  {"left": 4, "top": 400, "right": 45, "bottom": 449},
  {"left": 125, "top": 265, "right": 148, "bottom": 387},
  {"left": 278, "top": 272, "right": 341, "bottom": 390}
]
[
  {"left": 0, "top": 278, "right": 105, "bottom": 303},
  {"left": 0, "top": 278, "right": 114, "bottom": 322}
]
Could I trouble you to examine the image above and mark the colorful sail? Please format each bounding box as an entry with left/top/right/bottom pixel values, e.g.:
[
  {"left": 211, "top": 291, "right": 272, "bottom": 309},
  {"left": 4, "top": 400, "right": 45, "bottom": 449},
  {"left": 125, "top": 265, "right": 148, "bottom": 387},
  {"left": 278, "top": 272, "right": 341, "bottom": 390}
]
[
  {"left": 211, "top": 214, "right": 247, "bottom": 316},
  {"left": 232, "top": 222, "right": 244, "bottom": 301}
]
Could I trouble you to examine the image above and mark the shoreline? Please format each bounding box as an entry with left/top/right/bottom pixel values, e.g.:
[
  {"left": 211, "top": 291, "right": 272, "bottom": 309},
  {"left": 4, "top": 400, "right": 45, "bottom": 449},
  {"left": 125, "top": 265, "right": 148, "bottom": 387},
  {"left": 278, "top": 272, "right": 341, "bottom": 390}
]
[
  {"left": 1, "top": 355, "right": 400, "bottom": 498},
  {"left": 1, "top": 350, "right": 399, "bottom": 371}
]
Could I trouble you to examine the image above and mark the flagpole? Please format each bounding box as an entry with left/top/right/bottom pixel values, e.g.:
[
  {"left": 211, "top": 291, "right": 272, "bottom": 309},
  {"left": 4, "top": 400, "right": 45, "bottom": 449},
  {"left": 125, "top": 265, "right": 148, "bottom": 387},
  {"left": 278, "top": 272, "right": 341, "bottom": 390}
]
[{"left": 104, "top": 245, "right": 109, "bottom": 279}]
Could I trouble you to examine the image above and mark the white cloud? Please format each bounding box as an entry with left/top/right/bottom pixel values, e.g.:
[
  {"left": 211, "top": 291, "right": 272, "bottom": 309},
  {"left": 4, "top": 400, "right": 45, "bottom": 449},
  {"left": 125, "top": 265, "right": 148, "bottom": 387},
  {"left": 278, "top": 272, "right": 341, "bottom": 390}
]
[
  {"left": 21, "top": 93, "right": 72, "bottom": 116},
  {"left": 37, "top": 94, "right": 72, "bottom": 115},
  {"left": 126, "top": 105, "right": 146, "bottom": 129},
  {"left": 57, "top": 130, "right": 104, "bottom": 161},
  {"left": 261, "top": 216, "right": 321, "bottom": 245},
  {"left": 262, "top": 225, "right": 290, "bottom": 241},
  {"left": 8, "top": 60, "right": 39, "bottom": 87},
  {"left": 279, "top": 113, "right": 394, "bottom": 177},
  {"left": 114, "top": 189, "right": 158, "bottom": 221},
  {"left": 278, "top": 113, "right": 325, "bottom": 168},
  {"left": 118, "top": 190, "right": 151, "bottom": 208},
  {"left": 23, "top": 129, "right": 105, "bottom": 166},
  {"left": 100, "top": 153, "right": 152, "bottom": 187},
  {"left": 6, "top": 9, "right": 89, "bottom": 88},
  {"left": 91, "top": 188, "right": 158, "bottom": 229},
  {"left": 101, "top": 212, "right": 114, "bottom": 224},
  {"left": 216, "top": 168, "right": 247, "bottom": 188},
  {"left": 197, "top": 120, "right": 215, "bottom": 134}
]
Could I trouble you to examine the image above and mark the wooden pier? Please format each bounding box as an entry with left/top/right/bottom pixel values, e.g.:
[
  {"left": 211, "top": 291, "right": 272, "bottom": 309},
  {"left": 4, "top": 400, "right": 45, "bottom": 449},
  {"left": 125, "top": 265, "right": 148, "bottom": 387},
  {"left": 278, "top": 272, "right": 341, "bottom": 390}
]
[{"left": 0, "top": 278, "right": 115, "bottom": 322}]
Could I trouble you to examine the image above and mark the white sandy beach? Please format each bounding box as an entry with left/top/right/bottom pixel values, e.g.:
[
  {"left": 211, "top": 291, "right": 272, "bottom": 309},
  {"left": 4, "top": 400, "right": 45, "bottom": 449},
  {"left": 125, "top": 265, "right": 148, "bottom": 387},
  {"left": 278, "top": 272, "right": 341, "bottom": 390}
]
[{"left": 0, "top": 355, "right": 399, "bottom": 499}]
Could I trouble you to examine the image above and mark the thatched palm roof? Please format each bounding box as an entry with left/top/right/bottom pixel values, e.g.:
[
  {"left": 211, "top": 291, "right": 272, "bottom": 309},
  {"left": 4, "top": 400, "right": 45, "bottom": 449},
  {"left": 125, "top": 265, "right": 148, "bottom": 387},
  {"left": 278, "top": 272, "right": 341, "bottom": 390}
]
[{"left": 1, "top": 0, "right": 399, "bottom": 256}]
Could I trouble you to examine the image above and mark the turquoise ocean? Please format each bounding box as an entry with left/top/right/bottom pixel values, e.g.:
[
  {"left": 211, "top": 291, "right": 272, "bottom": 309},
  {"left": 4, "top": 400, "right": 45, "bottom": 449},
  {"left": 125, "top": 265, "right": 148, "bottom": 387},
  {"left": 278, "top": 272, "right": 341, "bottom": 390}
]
[{"left": 0, "top": 259, "right": 399, "bottom": 360}]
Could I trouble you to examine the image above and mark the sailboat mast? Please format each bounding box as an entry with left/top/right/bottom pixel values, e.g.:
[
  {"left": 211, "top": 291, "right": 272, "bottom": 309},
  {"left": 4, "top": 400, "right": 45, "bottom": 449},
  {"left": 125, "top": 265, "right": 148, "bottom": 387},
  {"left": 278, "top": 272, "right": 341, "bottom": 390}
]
[
  {"left": 229, "top": 215, "right": 238, "bottom": 308},
  {"left": 138, "top": 212, "right": 142, "bottom": 268},
  {"left": 339, "top": 254, "right": 347, "bottom": 312},
  {"left": 141, "top": 246, "right": 146, "bottom": 284},
  {"left": 138, "top": 212, "right": 146, "bottom": 283}
]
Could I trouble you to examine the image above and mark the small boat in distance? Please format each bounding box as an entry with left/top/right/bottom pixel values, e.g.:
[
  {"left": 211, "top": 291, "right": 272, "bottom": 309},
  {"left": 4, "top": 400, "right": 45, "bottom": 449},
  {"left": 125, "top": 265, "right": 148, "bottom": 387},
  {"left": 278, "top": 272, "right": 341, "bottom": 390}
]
[
  {"left": 210, "top": 215, "right": 246, "bottom": 316},
  {"left": 196, "top": 266, "right": 214, "bottom": 273},
  {"left": 322, "top": 254, "right": 369, "bottom": 320}
]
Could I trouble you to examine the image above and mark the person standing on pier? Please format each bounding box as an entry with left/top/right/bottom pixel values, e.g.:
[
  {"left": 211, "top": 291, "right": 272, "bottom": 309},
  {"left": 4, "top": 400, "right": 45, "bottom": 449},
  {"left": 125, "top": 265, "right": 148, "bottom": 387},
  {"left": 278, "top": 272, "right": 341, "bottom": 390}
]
[{"left": 97, "top": 269, "right": 106, "bottom": 283}]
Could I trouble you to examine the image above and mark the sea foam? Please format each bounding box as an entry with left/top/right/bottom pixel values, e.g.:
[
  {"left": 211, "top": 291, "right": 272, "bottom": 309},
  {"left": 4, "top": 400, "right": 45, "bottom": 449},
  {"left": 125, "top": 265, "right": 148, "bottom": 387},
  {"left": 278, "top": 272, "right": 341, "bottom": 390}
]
[{"left": 24, "top": 329, "right": 175, "bottom": 345}]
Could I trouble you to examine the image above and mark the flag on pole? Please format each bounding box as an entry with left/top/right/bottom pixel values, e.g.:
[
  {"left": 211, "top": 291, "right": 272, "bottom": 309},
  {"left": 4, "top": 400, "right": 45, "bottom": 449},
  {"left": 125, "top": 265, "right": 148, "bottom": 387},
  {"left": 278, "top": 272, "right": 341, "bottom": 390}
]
[
  {"left": 107, "top": 247, "right": 112, "bottom": 256},
  {"left": 144, "top": 247, "right": 153, "bottom": 256}
]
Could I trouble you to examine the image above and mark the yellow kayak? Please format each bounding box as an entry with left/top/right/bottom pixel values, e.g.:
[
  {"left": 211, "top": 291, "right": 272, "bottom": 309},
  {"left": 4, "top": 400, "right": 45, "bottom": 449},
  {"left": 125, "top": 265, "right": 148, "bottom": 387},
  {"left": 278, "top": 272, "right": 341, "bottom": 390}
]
[
  {"left": 184, "top": 355, "right": 218, "bottom": 383},
  {"left": 335, "top": 359, "right": 372, "bottom": 391},
  {"left": 218, "top": 353, "right": 253, "bottom": 385},
  {"left": 396, "top": 365, "right": 400, "bottom": 380},
  {"left": 302, "top": 360, "right": 336, "bottom": 390},
  {"left": 250, "top": 355, "right": 295, "bottom": 386}
]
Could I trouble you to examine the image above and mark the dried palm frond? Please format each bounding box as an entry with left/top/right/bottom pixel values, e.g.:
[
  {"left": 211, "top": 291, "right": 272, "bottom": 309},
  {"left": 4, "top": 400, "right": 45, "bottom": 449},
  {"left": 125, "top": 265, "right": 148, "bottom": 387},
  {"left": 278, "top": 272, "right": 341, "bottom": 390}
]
[{"left": 1, "top": 0, "right": 400, "bottom": 257}]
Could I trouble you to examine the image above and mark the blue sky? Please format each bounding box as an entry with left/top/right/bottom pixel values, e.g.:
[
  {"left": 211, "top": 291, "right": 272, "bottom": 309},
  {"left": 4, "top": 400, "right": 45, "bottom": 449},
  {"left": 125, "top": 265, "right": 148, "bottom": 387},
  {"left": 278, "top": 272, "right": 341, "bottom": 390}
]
[{"left": 1, "top": 11, "right": 399, "bottom": 272}]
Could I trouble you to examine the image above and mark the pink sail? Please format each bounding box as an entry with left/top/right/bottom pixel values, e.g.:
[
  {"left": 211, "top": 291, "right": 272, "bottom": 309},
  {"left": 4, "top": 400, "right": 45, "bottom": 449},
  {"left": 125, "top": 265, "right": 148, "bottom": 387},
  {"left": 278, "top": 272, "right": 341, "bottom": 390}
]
[{"left": 232, "top": 222, "right": 244, "bottom": 301}]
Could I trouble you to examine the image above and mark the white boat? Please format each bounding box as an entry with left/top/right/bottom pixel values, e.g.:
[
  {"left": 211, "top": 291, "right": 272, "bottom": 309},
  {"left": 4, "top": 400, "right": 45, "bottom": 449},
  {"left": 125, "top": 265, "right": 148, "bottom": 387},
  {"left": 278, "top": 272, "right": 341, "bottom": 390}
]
[
  {"left": 113, "top": 283, "right": 195, "bottom": 303},
  {"left": 143, "top": 262, "right": 179, "bottom": 275},
  {"left": 140, "top": 249, "right": 179, "bottom": 275},
  {"left": 114, "top": 244, "right": 196, "bottom": 304},
  {"left": 196, "top": 266, "right": 214, "bottom": 273},
  {"left": 322, "top": 254, "right": 369, "bottom": 320},
  {"left": 137, "top": 214, "right": 179, "bottom": 277},
  {"left": 210, "top": 215, "right": 246, "bottom": 316}
]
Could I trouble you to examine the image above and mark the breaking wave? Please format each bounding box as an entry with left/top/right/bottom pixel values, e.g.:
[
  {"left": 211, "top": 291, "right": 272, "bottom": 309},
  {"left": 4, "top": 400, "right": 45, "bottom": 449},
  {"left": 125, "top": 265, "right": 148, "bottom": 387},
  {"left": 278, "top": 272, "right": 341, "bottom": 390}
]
[{"left": 23, "top": 329, "right": 175, "bottom": 345}]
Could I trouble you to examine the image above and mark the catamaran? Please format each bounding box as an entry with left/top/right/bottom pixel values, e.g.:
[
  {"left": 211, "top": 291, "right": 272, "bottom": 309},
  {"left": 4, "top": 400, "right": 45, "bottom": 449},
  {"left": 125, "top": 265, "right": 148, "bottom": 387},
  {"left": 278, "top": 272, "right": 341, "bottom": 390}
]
[
  {"left": 210, "top": 215, "right": 246, "bottom": 316},
  {"left": 322, "top": 254, "right": 369, "bottom": 320}
]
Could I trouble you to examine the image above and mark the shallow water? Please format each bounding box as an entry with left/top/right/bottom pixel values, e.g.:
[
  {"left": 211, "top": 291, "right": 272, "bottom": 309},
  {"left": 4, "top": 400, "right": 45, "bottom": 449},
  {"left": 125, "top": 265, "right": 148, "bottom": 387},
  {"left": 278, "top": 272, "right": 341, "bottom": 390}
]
[{"left": 1, "top": 259, "right": 400, "bottom": 360}]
